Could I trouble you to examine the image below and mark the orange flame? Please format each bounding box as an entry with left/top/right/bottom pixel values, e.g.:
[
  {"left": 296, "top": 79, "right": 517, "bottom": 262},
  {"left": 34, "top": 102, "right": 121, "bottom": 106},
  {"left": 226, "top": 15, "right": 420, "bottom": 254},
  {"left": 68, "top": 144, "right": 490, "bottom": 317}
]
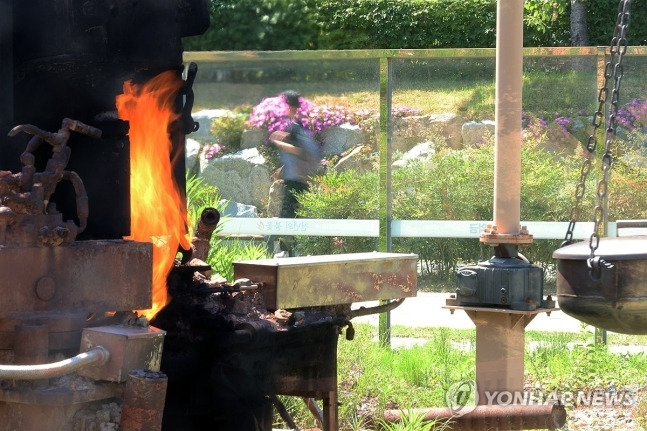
[{"left": 116, "top": 71, "right": 190, "bottom": 320}]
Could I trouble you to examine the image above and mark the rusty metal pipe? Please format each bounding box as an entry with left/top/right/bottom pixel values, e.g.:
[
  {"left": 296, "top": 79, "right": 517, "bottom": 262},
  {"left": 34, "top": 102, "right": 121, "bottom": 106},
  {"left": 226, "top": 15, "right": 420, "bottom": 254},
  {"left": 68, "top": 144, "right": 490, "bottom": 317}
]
[
  {"left": 348, "top": 297, "right": 405, "bottom": 319},
  {"left": 0, "top": 345, "right": 109, "bottom": 380},
  {"left": 195, "top": 207, "right": 220, "bottom": 238},
  {"left": 120, "top": 369, "right": 168, "bottom": 431},
  {"left": 62, "top": 170, "right": 89, "bottom": 234},
  {"left": 383, "top": 402, "right": 566, "bottom": 430},
  {"left": 191, "top": 207, "right": 220, "bottom": 262}
]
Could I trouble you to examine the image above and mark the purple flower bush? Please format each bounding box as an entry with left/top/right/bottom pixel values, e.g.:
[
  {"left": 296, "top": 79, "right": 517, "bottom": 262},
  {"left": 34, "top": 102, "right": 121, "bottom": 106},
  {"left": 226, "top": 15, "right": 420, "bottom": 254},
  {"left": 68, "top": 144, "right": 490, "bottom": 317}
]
[
  {"left": 518, "top": 99, "right": 647, "bottom": 152},
  {"left": 554, "top": 116, "right": 571, "bottom": 130},
  {"left": 245, "top": 94, "right": 343, "bottom": 135},
  {"left": 617, "top": 98, "right": 647, "bottom": 131},
  {"left": 244, "top": 93, "right": 424, "bottom": 169},
  {"left": 521, "top": 112, "right": 580, "bottom": 150},
  {"left": 245, "top": 94, "right": 421, "bottom": 138},
  {"left": 392, "top": 106, "right": 422, "bottom": 117},
  {"left": 204, "top": 143, "right": 226, "bottom": 160},
  {"left": 245, "top": 95, "right": 297, "bottom": 134}
]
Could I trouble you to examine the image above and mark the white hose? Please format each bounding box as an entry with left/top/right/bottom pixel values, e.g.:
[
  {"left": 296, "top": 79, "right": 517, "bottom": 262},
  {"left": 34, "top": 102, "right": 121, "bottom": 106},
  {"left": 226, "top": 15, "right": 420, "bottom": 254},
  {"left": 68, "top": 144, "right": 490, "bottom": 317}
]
[{"left": 0, "top": 346, "right": 110, "bottom": 380}]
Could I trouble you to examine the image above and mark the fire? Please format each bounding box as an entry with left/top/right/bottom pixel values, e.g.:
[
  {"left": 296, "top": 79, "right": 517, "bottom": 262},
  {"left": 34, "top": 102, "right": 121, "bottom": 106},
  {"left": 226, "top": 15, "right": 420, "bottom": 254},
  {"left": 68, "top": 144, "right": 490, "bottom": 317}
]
[{"left": 116, "top": 71, "right": 190, "bottom": 319}]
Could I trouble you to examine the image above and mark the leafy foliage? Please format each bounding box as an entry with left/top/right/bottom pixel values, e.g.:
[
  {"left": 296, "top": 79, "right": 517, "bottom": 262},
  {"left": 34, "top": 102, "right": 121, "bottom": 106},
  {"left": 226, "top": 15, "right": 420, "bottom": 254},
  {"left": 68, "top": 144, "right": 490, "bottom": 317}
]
[
  {"left": 295, "top": 170, "right": 380, "bottom": 255},
  {"left": 526, "top": 328, "right": 647, "bottom": 396},
  {"left": 294, "top": 122, "right": 647, "bottom": 279},
  {"left": 317, "top": 0, "right": 498, "bottom": 49},
  {"left": 206, "top": 237, "right": 270, "bottom": 282},
  {"left": 587, "top": 0, "right": 647, "bottom": 46},
  {"left": 184, "top": 0, "right": 647, "bottom": 51},
  {"left": 205, "top": 113, "right": 248, "bottom": 158},
  {"left": 183, "top": 0, "right": 320, "bottom": 50},
  {"left": 523, "top": 0, "right": 569, "bottom": 47},
  {"left": 376, "top": 409, "right": 439, "bottom": 431}
]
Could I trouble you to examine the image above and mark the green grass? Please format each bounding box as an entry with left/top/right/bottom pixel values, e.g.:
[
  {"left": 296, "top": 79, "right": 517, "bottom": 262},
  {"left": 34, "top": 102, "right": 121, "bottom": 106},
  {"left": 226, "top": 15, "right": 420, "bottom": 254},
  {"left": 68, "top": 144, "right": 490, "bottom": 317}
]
[
  {"left": 190, "top": 51, "right": 647, "bottom": 125},
  {"left": 270, "top": 322, "right": 647, "bottom": 430},
  {"left": 192, "top": 66, "right": 589, "bottom": 122},
  {"left": 192, "top": 53, "right": 647, "bottom": 129},
  {"left": 193, "top": 70, "right": 595, "bottom": 131}
]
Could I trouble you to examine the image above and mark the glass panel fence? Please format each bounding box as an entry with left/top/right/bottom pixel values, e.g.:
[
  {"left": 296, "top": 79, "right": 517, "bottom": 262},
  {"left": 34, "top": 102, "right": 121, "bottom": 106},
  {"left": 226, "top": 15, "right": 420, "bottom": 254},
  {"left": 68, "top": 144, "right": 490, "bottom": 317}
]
[{"left": 184, "top": 48, "right": 647, "bottom": 259}]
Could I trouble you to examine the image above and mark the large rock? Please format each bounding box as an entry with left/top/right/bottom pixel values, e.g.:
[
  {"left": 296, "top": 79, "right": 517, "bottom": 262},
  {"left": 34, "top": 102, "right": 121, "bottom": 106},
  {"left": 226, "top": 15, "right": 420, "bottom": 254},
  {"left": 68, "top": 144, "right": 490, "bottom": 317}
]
[
  {"left": 200, "top": 147, "right": 272, "bottom": 210},
  {"left": 564, "top": 115, "right": 593, "bottom": 144},
  {"left": 462, "top": 120, "right": 495, "bottom": 147},
  {"left": 219, "top": 199, "right": 259, "bottom": 218},
  {"left": 392, "top": 113, "right": 465, "bottom": 152},
  {"left": 185, "top": 138, "right": 202, "bottom": 178},
  {"left": 266, "top": 180, "right": 287, "bottom": 218},
  {"left": 241, "top": 128, "right": 269, "bottom": 149},
  {"left": 392, "top": 142, "right": 436, "bottom": 170},
  {"left": 333, "top": 146, "right": 378, "bottom": 174},
  {"left": 320, "top": 123, "right": 367, "bottom": 155},
  {"left": 531, "top": 122, "right": 582, "bottom": 157},
  {"left": 191, "top": 109, "right": 234, "bottom": 142}
]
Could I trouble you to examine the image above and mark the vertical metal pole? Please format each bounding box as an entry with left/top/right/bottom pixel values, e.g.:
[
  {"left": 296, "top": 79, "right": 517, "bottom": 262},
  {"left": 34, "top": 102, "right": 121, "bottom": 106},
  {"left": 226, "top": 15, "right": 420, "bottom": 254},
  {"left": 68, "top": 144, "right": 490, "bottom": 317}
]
[
  {"left": 322, "top": 390, "right": 339, "bottom": 431},
  {"left": 493, "top": 0, "right": 523, "bottom": 237},
  {"left": 378, "top": 56, "right": 393, "bottom": 347}
]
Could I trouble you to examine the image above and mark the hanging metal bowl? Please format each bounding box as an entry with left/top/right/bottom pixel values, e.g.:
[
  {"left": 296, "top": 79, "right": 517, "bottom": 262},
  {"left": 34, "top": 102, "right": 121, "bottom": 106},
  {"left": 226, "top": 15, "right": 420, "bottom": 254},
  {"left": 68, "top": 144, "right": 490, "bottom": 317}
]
[{"left": 553, "top": 237, "right": 647, "bottom": 334}]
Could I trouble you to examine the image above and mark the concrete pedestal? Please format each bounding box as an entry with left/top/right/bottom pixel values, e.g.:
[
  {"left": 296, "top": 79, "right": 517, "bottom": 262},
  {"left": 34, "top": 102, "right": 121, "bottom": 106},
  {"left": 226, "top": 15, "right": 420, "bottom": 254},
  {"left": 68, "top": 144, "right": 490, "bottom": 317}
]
[{"left": 445, "top": 306, "right": 558, "bottom": 404}]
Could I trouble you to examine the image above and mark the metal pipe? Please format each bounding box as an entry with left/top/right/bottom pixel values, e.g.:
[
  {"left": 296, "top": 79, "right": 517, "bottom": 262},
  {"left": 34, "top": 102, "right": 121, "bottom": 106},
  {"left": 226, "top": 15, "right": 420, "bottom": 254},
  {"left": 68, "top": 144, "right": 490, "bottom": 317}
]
[
  {"left": 0, "top": 345, "right": 109, "bottom": 380},
  {"left": 383, "top": 402, "right": 566, "bottom": 430},
  {"left": 120, "top": 369, "right": 168, "bottom": 431},
  {"left": 191, "top": 207, "right": 220, "bottom": 262},
  {"left": 271, "top": 395, "right": 299, "bottom": 430},
  {"left": 348, "top": 297, "right": 405, "bottom": 319},
  {"left": 195, "top": 207, "right": 220, "bottom": 235},
  {"left": 617, "top": 219, "right": 647, "bottom": 229},
  {"left": 303, "top": 397, "right": 324, "bottom": 429}
]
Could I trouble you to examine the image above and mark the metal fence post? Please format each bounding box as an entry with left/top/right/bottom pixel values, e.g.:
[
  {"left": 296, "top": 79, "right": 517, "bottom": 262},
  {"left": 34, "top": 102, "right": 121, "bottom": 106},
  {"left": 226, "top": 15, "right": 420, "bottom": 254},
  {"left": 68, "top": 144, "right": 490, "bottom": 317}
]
[{"left": 378, "top": 56, "right": 393, "bottom": 347}]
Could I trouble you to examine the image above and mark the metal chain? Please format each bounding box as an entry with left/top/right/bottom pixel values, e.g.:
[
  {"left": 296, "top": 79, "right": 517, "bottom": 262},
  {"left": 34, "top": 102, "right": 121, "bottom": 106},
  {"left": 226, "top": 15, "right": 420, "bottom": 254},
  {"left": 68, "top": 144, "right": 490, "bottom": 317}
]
[{"left": 562, "top": 0, "right": 631, "bottom": 278}]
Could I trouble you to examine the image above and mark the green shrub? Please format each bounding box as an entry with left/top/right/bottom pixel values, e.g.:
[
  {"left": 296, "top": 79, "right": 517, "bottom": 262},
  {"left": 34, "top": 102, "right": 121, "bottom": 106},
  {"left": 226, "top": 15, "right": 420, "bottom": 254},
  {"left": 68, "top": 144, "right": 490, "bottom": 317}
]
[
  {"left": 207, "top": 237, "right": 271, "bottom": 282},
  {"left": 183, "top": 0, "right": 319, "bottom": 51},
  {"left": 295, "top": 169, "right": 380, "bottom": 255},
  {"left": 317, "top": 0, "right": 498, "bottom": 49},
  {"left": 207, "top": 113, "right": 247, "bottom": 157},
  {"left": 184, "top": 0, "right": 647, "bottom": 51},
  {"left": 587, "top": 0, "right": 647, "bottom": 46},
  {"left": 523, "top": 0, "right": 569, "bottom": 47},
  {"left": 607, "top": 142, "right": 647, "bottom": 220},
  {"left": 296, "top": 138, "right": 601, "bottom": 279}
]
